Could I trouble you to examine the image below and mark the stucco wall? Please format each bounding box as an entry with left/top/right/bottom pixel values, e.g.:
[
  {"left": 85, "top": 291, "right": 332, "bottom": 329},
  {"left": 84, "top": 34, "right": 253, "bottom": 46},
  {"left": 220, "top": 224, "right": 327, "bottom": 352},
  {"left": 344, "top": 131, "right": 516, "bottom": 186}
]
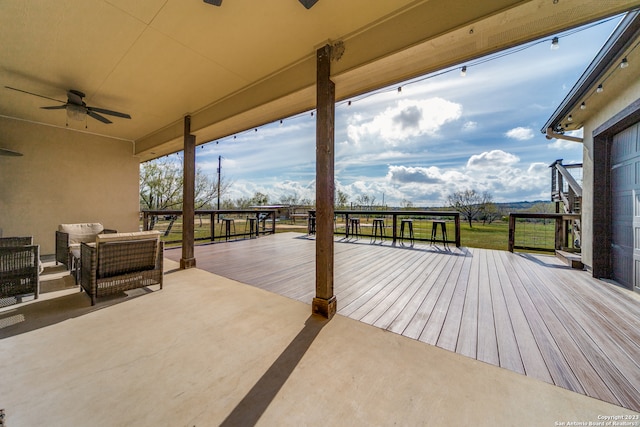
[
  {"left": 0, "top": 117, "right": 140, "bottom": 255},
  {"left": 581, "top": 80, "right": 640, "bottom": 272}
]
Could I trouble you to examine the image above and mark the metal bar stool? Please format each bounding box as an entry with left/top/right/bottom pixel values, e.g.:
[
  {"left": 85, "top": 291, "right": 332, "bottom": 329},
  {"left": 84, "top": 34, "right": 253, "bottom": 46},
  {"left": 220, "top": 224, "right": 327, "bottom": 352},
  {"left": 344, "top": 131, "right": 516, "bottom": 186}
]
[
  {"left": 244, "top": 216, "right": 257, "bottom": 238},
  {"left": 308, "top": 215, "right": 316, "bottom": 235},
  {"left": 371, "top": 218, "right": 386, "bottom": 242},
  {"left": 430, "top": 220, "right": 447, "bottom": 246},
  {"left": 349, "top": 217, "right": 361, "bottom": 239},
  {"left": 400, "top": 219, "right": 414, "bottom": 244},
  {"left": 220, "top": 218, "right": 236, "bottom": 241}
]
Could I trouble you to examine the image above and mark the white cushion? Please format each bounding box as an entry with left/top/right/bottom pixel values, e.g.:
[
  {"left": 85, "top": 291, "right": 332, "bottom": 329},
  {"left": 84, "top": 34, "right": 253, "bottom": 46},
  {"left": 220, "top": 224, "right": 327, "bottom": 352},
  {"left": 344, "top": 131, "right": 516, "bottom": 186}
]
[
  {"left": 59, "top": 223, "right": 104, "bottom": 245},
  {"left": 95, "top": 230, "right": 160, "bottom": 245}
]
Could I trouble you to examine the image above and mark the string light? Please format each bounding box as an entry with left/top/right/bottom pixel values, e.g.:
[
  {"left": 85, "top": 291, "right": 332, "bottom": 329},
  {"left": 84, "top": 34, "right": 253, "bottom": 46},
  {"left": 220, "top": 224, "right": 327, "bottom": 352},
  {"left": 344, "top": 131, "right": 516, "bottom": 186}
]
[
  {"left": 196, "top": 11, "right": 629, "bottom": 151},
  {"left": 620, "top": 57, "right": 629, "bottom": 68}
]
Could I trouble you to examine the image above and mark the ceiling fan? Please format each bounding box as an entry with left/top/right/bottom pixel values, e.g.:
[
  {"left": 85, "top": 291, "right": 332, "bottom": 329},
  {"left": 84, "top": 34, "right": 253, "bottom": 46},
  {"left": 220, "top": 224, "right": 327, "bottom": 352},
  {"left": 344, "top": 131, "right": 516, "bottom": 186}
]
[
  {"left": 5, "top": 86, "right": 131, "bottom": 124},
  {"left": 203, "top": 0, "right": 319, "bottom": 9}
]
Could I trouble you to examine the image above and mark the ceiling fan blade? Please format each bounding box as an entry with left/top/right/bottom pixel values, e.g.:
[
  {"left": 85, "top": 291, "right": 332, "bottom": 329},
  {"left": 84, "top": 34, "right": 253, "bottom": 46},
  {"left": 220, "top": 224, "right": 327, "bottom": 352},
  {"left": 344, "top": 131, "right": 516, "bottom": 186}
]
[
  {"left": 203, "top": 0, "right": 222, "bottom": 5},
  {"left": 87, "top": 110, "right": 112, "bottom": 124},
  {"left": 41, "top": 105, "right": 68, "bottom": 110},
  {"left": 0, "top": 148, "right": 23, "bottom": 157},
  {"left": 5, "top": 86, "right": 66, "bottom": 104},
  {"left": 298, "top": 0, "right": 319, "bottom": 9},
  {"left": 87, "top": 106, "right": 131, "bottom": 119}
]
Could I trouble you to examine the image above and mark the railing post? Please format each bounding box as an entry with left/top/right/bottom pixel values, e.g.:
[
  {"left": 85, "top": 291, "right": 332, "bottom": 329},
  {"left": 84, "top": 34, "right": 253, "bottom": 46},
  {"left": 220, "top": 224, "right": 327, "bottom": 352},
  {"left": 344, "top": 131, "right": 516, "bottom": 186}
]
[
  {"left": 392, "top": 213, "right": 397, "bottom": 244},
  {"left": 271, "top": 211, "right": 276, "bottom": 234},
  {"left": 508, "top": 214, "right": 515, "bottom": 252},
  {"left": 454, "top": 214, "right": 461, "bottom": 247},
  {"left": 143, "top": 211, "right": 149, "bottom": 231},
  {"left": 210, "top": 212, "right": 215, "bottom": 242},
  {"left": 555, "top": 216, "right": 563, "bottom": 250}
]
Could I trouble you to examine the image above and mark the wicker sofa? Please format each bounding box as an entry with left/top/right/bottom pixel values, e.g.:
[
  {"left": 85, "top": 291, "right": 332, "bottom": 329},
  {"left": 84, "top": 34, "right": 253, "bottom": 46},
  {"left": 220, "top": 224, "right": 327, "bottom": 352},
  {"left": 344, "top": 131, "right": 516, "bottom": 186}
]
[
  {"left": 0, "top": 236, "right": 40, "bottom": 305},
  {"left": 79, "top": 231, "right": 163, "bottom": 305}
]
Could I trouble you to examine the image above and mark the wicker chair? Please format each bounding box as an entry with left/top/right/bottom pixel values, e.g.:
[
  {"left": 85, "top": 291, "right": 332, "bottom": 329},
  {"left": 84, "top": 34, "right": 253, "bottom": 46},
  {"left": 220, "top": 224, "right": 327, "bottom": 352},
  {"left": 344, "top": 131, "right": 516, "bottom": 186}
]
[
  {"left": 0, "top": 236, "right": 40, "bottom": 305},
  {"left": 56, "top": 223, "right": 117, "bottom": 269},
  {"left": 80, "top": 231, "right": 163, "bottom": 305}
]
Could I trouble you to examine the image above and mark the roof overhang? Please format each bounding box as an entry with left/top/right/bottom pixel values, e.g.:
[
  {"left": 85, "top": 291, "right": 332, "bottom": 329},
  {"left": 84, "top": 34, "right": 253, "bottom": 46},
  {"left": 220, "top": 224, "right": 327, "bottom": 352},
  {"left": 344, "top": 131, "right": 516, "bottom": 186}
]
[
  {"left": 2, "top": 0, "right": 639, "bottom": 162},
  {"left": 542, "top": 9, "right": 640, "bottom": 138}
]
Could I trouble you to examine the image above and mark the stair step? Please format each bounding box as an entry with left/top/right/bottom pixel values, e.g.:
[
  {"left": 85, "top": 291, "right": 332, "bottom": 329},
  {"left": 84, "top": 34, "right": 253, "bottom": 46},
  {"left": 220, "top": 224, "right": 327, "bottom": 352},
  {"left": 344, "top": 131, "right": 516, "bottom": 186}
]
[{"left": 556, "top": 250, "right": 583, "bottom": 269}]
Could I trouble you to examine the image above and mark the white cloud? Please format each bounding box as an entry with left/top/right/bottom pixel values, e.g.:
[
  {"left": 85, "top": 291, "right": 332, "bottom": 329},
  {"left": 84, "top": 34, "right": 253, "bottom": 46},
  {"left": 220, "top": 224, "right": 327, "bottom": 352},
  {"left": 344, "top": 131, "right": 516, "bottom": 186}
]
[
  {"left": 386, "top": 165, "right": 443, "bottom": 184},
  {"left": 505, "top": 127, "right": 535, "bottom": 140},
  {"left": 463, "top": 121, "right": 478, "bottom": 131},
  {"left": 467, "top": 150, "right": 520, "bottom": 169},
  {"left": 346, "top": 97, "right": 462, "bottom": 146}
]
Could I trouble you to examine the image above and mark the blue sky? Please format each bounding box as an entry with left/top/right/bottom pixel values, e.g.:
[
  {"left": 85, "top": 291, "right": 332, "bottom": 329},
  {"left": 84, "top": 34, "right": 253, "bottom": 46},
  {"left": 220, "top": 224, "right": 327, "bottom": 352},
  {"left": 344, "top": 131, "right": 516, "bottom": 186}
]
[{"left": 188, "top": 15, "right": 622, "bottom": 207}]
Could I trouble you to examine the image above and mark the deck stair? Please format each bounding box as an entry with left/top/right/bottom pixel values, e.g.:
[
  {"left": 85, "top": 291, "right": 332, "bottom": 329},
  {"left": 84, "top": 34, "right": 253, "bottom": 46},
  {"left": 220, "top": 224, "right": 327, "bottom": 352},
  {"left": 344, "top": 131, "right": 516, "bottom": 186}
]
[
  {"left": 550, "top": 159, "right": 583, "bottom": 263},
  {"left": 556, "top": 249, "right": 584, "bottom": 269}
]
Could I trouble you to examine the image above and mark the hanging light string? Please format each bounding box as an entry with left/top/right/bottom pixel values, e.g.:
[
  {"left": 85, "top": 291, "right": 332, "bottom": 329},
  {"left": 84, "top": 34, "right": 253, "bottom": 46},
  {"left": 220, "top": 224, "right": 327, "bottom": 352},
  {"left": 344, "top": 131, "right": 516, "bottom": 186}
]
[
  {"left": 560, "top": 35, "right": 640, "bottom": 127},
  {"left": 568, "top": 37, "right": 640, "bottom": 110},
  {"left": 195, "top": 9, "right": 634, "bottom": 152},
  {"left": 338, "top": 10, "right": 632, "bottom": 108}
]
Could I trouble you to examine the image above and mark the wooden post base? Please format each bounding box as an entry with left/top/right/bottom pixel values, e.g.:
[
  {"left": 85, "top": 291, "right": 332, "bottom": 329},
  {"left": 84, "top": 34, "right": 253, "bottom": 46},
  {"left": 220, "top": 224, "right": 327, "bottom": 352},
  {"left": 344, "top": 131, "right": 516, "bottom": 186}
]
[
  {"left": 312, "top": 296, "right": 337, "bottom": 319},
  {"left": 180, "top": 257, "right": 196, "bottom": 269}
]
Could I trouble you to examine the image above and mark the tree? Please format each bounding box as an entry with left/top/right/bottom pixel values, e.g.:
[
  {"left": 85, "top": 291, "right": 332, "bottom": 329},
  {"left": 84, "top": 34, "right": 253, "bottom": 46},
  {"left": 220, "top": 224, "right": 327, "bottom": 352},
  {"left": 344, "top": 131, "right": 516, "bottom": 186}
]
[
  {"left": 139, "top": 157, "right": 230, "bottom": 211},
  {"left": 479, "top": 194, "right": 501, "bottom": 225},
  {"left": 447, "top": 189, "right": 491, "bottom": 228},
  {"left": 336, "top": 190, "right": 349, "bottom": 208}
]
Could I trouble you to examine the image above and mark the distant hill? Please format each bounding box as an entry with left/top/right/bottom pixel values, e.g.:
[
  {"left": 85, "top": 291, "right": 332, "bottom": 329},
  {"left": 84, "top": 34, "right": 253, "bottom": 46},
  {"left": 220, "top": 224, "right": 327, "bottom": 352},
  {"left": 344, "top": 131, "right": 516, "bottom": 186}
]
[{"left": 496, "top": 200, "right": 552, "bottom": 212}]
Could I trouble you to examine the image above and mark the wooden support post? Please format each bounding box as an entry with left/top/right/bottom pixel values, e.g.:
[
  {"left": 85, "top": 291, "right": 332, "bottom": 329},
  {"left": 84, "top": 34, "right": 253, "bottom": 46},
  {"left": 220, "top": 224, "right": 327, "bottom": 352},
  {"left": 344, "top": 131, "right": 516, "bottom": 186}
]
[
  {"left": 312, "top": 44, "right": 337, "bottom": 319},
  {"left": 181, "top": 115, "right": 197, "bottom": 269}
]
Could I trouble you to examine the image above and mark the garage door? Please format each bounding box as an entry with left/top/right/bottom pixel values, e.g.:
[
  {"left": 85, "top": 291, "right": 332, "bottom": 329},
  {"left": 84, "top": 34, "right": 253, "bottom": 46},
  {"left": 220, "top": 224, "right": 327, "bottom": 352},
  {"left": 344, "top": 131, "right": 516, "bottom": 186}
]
[{"left": 611, "top": 122, "right": 640, "bottom": 291}]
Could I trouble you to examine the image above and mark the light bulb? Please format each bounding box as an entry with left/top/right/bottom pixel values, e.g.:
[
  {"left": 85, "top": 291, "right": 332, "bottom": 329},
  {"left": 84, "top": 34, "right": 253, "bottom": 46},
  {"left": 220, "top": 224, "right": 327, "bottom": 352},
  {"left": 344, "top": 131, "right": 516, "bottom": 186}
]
[
  {"left": 460, "top": 66, "right": 467, "bottom": 77},
  {"left": 550, "top": 37, "right": 559, "bottom": 50},
  {"left": 596, "top": 84, "right": 603, "bottom": 93},
  {"left": 620, "top": 57, "right": 629, "bottom": 69}
]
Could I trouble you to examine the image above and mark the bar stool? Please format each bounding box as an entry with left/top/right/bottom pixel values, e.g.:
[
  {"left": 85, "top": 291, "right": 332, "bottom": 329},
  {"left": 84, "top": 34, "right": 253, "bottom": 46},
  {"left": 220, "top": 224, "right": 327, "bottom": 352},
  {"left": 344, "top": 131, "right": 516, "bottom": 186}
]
[
  {"left": 349, "top": 217, "right": 361, "bottom": 239},
  {"left": 431, "top": 220, "right": 447, "bottom": 246},
  {"left": 245, "top": 216, "right": 257, "bottom": 238},
  {"left": 400, "top": 219, "right": 414, "bottom": 244},
  {"left": 308, "top": 215, "right": 316, "bottom": 235},
  {"left": 220, "top": 218, "right": 236, "bottom": 241},
  {"left": 371, "top": 218, "right": 386, "bottom": 242}
]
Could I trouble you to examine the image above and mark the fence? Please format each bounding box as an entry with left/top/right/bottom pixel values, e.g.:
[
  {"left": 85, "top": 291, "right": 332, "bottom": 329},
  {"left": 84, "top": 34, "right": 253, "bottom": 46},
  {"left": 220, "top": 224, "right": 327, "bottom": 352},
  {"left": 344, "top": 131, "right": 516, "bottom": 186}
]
[
  {"left": 141, "top": 209, "right": 277, "bottom": 245},
  {"left": 508, "top": 212, "right": 581, "bottom": 253}
]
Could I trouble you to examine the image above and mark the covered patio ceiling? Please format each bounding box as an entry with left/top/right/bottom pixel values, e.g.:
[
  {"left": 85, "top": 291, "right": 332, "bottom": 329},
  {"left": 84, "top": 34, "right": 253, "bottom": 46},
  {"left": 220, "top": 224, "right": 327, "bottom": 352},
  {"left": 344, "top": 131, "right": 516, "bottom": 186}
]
[{"left": 1, "top": 0, "right": 639, "bottom": 162}]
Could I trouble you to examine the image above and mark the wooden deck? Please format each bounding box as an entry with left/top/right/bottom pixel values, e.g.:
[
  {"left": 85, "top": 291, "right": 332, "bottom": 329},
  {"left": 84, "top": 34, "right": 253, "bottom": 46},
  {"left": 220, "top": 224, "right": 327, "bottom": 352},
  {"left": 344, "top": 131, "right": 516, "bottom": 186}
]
[{"left": 165, "top": 232, "right": 640, "bottom": 412}]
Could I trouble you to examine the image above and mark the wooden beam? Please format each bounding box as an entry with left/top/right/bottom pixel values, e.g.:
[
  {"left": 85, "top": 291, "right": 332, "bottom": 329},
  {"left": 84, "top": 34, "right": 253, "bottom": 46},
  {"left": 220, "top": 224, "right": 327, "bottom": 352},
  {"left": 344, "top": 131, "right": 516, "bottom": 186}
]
[
  {"left": 181, "top": 115, "right": 196, "bottom": 269},
  {"left": 312, "top": 44, "right": 337, "bottom": 319}
]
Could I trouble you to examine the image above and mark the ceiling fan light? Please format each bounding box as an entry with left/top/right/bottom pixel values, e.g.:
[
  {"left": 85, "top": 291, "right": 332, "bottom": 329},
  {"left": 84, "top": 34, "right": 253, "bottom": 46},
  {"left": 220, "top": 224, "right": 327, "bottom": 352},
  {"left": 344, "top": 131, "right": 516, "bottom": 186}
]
[{"left": 66, "top": 104, "right": 85, "bottom": 121}]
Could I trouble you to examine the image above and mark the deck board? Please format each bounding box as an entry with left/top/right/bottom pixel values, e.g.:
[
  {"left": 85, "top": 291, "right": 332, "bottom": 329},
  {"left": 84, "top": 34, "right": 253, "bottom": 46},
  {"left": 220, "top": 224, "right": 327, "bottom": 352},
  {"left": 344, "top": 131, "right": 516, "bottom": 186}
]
[{"left": 165, "top": 232, "right": 640, "bottom": 412}]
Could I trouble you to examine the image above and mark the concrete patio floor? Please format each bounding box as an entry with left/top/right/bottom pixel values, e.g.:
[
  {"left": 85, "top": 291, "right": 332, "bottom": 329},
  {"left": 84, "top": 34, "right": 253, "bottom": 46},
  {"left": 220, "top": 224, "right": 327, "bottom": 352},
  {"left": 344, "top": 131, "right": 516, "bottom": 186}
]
[{"left": 1, "top": 259, "right": 637, "bottom": 426}]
